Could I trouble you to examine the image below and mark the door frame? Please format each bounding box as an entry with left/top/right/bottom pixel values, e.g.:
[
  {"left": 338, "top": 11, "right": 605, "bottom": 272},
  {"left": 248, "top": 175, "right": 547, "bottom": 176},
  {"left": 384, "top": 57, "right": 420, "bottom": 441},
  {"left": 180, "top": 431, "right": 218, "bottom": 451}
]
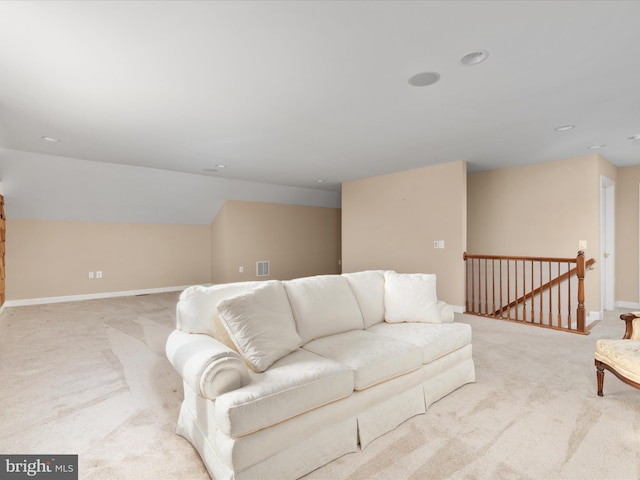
[{"left": 600, "top": 176, "right": 615, "bottom": 311}]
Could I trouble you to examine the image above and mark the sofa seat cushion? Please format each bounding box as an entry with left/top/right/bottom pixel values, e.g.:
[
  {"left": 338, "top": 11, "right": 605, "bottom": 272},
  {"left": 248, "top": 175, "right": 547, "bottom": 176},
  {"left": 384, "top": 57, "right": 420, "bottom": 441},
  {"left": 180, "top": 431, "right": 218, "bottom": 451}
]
[
  {"left": 215, "top": 349, "right": 354, "bottom": 438},
  {"left": 595, "top": 339, "right": 640, "bottom": 384},
  {"left": 284, "top": 275, "right": 365, "bottom": 343},
  {"left": 367, "top": 322, "right": 472, "bottom": 364},
  {"left": 303, "top": 330, "right": 423, "bottom": 391}
]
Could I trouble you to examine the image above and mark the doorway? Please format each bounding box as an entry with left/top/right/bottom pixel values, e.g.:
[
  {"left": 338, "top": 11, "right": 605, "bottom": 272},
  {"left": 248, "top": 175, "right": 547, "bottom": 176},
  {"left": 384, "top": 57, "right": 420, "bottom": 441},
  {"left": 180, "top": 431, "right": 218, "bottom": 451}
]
[{"left": 0, "top": 194, "right": 4, "bottom": 307}]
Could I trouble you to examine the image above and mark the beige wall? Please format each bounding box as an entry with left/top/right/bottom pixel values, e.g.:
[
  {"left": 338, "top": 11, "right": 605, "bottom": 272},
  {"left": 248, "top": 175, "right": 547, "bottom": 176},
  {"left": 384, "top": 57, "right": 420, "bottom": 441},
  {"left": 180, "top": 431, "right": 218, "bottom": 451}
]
[
  {"left": 210, "top": 202, "right": 229, "bottom": 284},
  {"left": 616, "top": 165, "right": 640, "bottom": 304},
  {"left": 342, "top": 161, "right": 467, "bottom": 306},
  {"left": 6, "top": 220, "right": 211, "bottom": 300},
  {"left": 467, "top": 154, "right": 614, "bottom": 312},
  {"left": 211, "top": 200, "right": 341, "bottom": 283}
]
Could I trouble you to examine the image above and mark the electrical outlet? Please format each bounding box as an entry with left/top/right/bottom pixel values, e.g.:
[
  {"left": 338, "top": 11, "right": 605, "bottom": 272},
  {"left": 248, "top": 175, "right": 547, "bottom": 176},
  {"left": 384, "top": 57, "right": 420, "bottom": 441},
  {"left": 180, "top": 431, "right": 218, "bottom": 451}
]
[
  {"left": 433, "top": 241, "right": 439, "bottom": 249},
  {"left": 96, "top": 271, "right": 103, "bottom": 279}
]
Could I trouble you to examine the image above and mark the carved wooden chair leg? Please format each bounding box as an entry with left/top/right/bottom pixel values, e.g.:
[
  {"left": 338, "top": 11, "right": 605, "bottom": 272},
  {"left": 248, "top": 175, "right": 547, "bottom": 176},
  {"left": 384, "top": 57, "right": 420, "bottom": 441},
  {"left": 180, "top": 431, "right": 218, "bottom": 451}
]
[{"left": 595, "top": 359, "right": 605, "bottom": 397}]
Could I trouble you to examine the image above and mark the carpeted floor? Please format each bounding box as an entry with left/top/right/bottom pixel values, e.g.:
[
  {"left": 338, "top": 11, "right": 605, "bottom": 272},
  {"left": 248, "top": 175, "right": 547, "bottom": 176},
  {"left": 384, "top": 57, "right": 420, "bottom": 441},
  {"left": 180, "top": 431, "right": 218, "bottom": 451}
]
[{"left": 0, "top": 293, "right": 638, "bottom": 480}]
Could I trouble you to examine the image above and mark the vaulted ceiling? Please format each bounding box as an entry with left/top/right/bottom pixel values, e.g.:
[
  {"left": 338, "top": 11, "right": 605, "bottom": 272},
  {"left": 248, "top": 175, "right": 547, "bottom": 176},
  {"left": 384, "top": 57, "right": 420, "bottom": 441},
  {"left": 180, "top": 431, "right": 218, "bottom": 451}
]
[{"left": 1, "top": 1, "right": 639, "bottom": 223}]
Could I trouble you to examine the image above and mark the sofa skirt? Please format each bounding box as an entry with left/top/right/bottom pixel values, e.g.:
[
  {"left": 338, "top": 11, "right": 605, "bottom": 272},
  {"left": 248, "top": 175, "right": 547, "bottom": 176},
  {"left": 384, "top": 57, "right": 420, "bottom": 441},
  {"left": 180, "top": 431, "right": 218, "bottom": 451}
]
[
  {"left": 175, "top": 345, "right": 475, "bottom": 480},
  {"left": 422, "top": 343, "right": 475, "bottom": 408}
]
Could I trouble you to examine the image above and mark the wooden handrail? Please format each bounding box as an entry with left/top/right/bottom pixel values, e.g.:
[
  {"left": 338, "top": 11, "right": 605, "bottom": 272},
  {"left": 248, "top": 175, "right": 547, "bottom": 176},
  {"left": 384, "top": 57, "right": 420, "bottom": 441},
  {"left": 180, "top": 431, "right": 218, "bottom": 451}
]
[{"left": 463, "top": 252, "right": 579, "bottom": 263}]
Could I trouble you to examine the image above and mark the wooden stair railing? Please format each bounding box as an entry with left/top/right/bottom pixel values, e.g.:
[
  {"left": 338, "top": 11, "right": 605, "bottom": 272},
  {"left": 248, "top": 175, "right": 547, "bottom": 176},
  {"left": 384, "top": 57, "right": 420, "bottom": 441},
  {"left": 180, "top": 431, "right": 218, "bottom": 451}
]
[{"left": 463, "top": 251, "right": 595, "bottom": 334}]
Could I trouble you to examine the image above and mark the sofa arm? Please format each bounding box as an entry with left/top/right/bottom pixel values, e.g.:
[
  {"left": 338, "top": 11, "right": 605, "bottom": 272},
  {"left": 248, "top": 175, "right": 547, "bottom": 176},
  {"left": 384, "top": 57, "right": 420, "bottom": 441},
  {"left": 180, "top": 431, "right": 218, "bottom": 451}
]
[
  {"left": 621, "top": 313, "right": 640, "bottom": 340},
  {"left": 166, "top": 330, "right": 250, "bottom": 400},
  {"left": 437, "top": 301, "right": 454, "bottom": 323}
]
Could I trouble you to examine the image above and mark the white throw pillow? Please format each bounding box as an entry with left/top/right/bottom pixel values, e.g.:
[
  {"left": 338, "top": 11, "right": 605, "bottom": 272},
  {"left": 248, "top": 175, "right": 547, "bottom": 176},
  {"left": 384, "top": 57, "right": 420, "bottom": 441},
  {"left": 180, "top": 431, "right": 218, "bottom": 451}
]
[
  {"left": 384, "top": 272, "right": 442, "bottom": 323},
  {"left": 217, "top": 281, "right": 302, "bottom": 372}
]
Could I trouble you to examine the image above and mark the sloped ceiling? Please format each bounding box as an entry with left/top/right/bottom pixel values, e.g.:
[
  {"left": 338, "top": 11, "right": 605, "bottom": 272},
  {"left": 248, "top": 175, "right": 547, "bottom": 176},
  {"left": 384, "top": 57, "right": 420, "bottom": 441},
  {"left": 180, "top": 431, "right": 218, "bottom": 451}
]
[
  {"left": 0, "top": 148, "right": 340, "bottom": 224},
  {"left": 1, "top": 1, "right": 639, "bottom": 223}
]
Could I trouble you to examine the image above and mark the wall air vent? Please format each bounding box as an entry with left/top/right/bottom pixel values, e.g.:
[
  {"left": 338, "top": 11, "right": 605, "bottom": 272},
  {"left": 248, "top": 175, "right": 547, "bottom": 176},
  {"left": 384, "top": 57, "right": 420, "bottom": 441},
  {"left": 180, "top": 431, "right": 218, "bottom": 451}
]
[{"left": 256, "top": 261, "right": 270, "bottom": 277}]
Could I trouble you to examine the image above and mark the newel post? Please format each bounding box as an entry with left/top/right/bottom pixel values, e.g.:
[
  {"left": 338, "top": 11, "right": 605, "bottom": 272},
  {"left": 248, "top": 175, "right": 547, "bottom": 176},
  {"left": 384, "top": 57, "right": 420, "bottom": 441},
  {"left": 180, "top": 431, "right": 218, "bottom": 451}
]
[
  {"left": 576, "top": 250, "right": 586, "bottom": 333},
  {"left": 463, "top": 252, "right": 468, "bottom": 313}
]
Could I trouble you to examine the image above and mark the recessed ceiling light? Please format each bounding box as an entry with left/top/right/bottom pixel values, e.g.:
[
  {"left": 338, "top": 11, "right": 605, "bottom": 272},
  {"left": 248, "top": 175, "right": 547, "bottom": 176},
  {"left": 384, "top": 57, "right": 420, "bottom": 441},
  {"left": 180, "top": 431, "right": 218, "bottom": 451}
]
[
  {"left": 216, "top": 164, "right": 227, "bottom": 168},
  {"left": 408, "top": 71, "right": 441, "bottom": 87},
  {"left": 460, "top": 50, "right": 489, "bottom": 66},
  {"left": 316, "top": 179, "right": 325, "bottom": 183},
  {"left": 628, "top": 134, "right": 640, "bottom": 140},
  {"left": 41, "top": 136, "right": 61, "bottom": 142},
  {"left": 588, "top": 144, "right": 606, "bottom": 150},
  {"left": 554, "top": 125, "right": 575, "bottom": 132}
]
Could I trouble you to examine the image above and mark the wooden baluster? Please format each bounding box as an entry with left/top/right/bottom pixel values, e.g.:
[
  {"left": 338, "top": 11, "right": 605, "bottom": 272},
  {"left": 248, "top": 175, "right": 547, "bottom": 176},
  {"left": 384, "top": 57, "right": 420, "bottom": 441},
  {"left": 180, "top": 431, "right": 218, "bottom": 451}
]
[
  {"left": 522, "top": 260, "right": 527, "bottom": 322},
  {"left": 471, "top": 257, "right": 475, "bottom": 314},
  {"left": 548, "top": 261, "right": 552, "bottom": 326},
  {"left": 567, "top": 261, "right": 572, "bottom": 330},
  {"left": 530, "top": 260, "right": 535, "bottom": 323},
  {"left": 484, "top": 258, "right": 489, "bottom": 315},
  {"left": 514, "top": 259, "right": 519, "bottom": 321},
  {"left": 477, "top": 258, "right": 481, "bottom": 314},
  {"left": 539, "top": 260, "right": 543, "bottom": 324},
  {"left": 491, "top": 259, "right": 496, "bottom": 316},
  {"left": 507, "top": 259, "right": 511, "bottom": 319},
  {"left": 499, "top": 259, "right": 503, "bottom": 319},
  {"left": 464, "top": 254, "right": 468, "bottom": 313},
  {"left": 576, "top": 250, "right": 586, "bottom": 333},
  {"left": 479, "top": 259, "right": 482, "bottom": 315},
  {"left": 557, "top": 262, "right": 561, "bottom": 328}
]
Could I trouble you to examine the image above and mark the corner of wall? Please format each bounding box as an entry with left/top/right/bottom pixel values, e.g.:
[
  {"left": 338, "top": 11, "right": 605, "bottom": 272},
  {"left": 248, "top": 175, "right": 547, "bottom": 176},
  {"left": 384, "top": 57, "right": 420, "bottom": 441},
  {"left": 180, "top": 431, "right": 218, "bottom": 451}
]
[{"left": 210, "top": 201, "right": 229, "bottom": 284}]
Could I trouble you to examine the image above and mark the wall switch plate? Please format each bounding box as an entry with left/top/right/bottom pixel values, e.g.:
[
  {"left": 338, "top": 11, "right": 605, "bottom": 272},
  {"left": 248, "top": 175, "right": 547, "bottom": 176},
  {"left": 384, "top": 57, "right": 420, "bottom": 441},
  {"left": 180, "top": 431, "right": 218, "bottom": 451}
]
[
  {"left": 239, "top": 266, "right": 244, "bottom": 273},
  {"left": 96, "top": 271, "right": 103, "bottom": 279},
  {"left": 578, "top": 240, "right": 587, "bottom": 250},
  {"left": 438, "top": 240, "right": 445, "bottom": 249},
  {"left": 88, "top": 271, "right": 94, "bottom": 279}
]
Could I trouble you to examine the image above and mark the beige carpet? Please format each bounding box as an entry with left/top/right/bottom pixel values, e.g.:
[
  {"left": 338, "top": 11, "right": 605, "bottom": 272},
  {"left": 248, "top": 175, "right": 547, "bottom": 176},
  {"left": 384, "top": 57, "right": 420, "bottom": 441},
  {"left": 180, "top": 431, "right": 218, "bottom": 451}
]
[{"left": 1, "top": 293, "right": 638, "bottom": 480}]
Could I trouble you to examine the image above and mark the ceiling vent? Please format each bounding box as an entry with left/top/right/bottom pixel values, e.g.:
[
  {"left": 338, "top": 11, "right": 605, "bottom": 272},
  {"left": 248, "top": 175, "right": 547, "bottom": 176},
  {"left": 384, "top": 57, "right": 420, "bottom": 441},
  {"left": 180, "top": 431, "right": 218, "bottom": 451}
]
[{"left": 256, "top": 261, "right": 270, "bottom": 277}]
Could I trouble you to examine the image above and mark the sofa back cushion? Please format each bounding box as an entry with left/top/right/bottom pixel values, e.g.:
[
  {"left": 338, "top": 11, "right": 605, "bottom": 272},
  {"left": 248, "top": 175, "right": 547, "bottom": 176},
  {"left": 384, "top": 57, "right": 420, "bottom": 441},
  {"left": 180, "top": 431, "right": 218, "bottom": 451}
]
[
  {"left": 384, "top": 271, "right": 441, "bottom": 323},
  {"left": 342, "top": 270, "right": 387, "bottom": 328},
  {"left": 284, "top": 275, "right": 365, "bottom": 343},
  {"left": 176, "top": 281, "right": 264, "bottom": 349},
  {"left": 217, "top": 281, "right": 302, "bottom": 372}
]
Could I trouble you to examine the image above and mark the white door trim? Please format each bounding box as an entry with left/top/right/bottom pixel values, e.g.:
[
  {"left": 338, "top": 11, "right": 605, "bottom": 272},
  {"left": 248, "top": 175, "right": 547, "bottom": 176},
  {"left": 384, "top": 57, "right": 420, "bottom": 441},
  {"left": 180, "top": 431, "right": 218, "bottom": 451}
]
[{"left": 600, "top": 176, "right": 615, "bottom": 311}]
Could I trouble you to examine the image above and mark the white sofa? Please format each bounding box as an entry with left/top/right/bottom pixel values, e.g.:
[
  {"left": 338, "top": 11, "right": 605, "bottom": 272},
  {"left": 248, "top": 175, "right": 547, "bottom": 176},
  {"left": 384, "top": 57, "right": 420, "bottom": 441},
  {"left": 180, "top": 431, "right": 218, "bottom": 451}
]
[{"left": 166, "top": 270, "right": 475, "bottom": 480}]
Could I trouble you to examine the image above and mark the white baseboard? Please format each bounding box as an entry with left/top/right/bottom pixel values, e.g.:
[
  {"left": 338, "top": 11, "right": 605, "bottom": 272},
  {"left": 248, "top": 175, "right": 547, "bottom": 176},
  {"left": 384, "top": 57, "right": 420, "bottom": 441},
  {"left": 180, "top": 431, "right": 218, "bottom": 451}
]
[
  {"left": 3, "top": 285, "right": 192, "bottom": 308},
  {"left": 451, "top": 305, "right": 465, "bottom": 314},
  {"left": 588, "top": 310, "right": 601, "bottom": 323},
  {"left": 616, "top": 301, "right": 640, "bottom": 310}
]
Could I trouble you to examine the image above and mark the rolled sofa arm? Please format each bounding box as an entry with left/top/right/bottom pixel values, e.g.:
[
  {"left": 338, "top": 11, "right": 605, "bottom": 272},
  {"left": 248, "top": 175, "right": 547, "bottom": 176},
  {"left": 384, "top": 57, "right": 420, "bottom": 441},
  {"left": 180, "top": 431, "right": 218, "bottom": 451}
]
[
  {"left": 166, "top": 330, "right": 250, "bottom": 400},
  {"left": 437, "top": 301, "right": 454, "bottom": 323}
]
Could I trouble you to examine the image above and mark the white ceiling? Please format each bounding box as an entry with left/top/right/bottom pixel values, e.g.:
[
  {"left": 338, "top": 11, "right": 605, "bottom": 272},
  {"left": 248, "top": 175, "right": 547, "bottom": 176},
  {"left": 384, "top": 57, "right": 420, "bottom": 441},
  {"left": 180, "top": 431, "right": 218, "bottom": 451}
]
[{"left": 1, "top": 1, "right": 640, "bottom": 210}]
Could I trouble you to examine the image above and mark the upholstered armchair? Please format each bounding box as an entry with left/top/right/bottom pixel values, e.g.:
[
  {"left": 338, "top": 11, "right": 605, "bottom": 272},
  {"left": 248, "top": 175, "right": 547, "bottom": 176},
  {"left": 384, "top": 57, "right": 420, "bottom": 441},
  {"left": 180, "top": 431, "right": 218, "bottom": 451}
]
[{"left": 595, "top": 313, "right": 640, "bottom": 396}]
